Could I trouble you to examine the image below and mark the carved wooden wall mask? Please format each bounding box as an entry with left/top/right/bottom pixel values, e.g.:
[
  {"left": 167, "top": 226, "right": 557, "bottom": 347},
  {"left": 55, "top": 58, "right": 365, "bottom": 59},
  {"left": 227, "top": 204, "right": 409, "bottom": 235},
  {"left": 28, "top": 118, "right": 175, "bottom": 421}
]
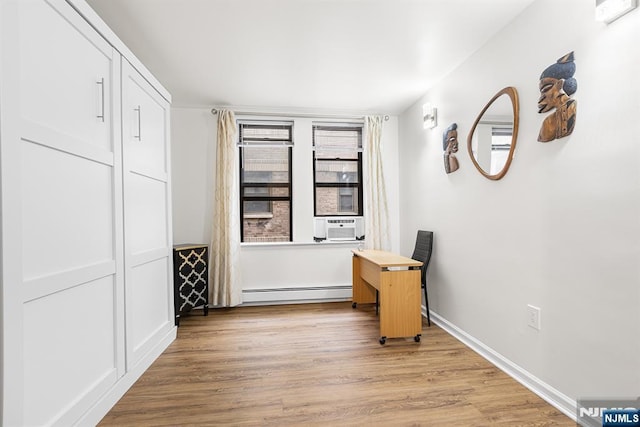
[
  {"left": 537, "top": 51, "right": 577, "bottom": 142},
  {"left": 443, "top": 123, "right": 459, "bottom": 174}
]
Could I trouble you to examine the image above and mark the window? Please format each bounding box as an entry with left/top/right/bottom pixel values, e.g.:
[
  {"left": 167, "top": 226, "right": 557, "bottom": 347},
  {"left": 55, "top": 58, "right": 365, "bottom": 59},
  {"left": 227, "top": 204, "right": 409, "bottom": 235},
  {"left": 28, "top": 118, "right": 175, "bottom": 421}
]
[
  {"left": 312, "top": 124, "right": 363, "bottom": 217},
  {"left": 239, "top": 122, "right": 293, "bottom": 242}
]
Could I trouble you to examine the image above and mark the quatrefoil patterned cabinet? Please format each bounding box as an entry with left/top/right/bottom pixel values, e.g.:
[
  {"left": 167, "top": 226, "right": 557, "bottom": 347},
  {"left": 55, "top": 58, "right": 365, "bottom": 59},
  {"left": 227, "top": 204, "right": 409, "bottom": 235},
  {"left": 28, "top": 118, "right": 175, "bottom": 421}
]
[{"left": 173, "top": 244, "right": 210, "bottom": 325}]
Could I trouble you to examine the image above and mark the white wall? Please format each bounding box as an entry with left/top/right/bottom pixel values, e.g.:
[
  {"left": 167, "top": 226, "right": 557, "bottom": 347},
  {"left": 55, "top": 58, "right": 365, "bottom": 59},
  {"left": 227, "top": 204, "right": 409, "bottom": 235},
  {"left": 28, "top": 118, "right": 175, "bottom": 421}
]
[
  {"left": 171, "top": 108, "right": 216, "bottom": 246},
  {"left": 398, "top": 0, "right": 639, "bottom": 409},
  {"left": 171, "top": 109, "right": 401, "bottom": 298}
]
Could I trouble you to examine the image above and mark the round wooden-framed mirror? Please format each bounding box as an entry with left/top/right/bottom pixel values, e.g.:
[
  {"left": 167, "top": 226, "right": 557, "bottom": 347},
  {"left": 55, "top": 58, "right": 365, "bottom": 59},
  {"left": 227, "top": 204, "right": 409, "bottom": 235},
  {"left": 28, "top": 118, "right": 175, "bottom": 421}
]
[{"left": 467, "top": 86, "right": 520, "bottom": 180}]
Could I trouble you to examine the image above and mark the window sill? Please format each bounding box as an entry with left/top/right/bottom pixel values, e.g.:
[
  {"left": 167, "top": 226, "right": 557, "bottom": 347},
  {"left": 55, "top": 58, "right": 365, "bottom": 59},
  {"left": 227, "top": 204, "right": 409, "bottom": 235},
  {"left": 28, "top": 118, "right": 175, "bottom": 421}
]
[{"left": 241, "top": 240, "right": 363, "bottom": 248}]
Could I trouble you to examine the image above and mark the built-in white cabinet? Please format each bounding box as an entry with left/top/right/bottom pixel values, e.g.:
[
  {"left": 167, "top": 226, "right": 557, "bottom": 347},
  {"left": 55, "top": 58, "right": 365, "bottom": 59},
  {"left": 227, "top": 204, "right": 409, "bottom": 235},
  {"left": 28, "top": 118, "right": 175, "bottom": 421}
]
[{"left": 0, "top": 0, "right": 174, "bottom": 425}]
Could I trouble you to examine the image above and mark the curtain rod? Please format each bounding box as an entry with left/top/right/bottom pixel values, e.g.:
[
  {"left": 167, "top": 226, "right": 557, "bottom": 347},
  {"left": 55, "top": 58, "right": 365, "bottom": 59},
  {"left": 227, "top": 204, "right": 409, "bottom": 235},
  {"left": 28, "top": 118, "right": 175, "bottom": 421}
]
[{"left": 210, "top": 108, "right": 389, "bottom": 121}]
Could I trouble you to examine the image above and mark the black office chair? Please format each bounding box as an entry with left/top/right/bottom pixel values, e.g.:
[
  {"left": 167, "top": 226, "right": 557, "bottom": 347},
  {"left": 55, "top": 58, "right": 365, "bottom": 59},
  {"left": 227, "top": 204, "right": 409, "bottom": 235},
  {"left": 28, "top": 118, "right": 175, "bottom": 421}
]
[{"left": 411, "top": 230, "right": 433, "bottom": 326}]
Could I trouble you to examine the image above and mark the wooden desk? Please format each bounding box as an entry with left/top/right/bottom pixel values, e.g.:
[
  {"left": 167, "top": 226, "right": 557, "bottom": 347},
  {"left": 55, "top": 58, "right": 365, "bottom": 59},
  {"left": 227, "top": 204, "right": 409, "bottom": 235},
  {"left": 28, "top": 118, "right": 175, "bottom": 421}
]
[{"left": 351, "top": 249, "right": 423, "bottom": 344}]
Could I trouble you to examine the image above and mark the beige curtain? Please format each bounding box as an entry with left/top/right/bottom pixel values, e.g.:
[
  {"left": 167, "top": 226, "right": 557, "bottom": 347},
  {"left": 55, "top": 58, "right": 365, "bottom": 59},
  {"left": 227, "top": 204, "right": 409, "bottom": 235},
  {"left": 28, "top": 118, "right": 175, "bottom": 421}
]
[
  {"left": 364, "top": 116, "right": 391, "bottom": 251},
  {"left": 209, "top": 110, "right": 242, "bottom": 307}
]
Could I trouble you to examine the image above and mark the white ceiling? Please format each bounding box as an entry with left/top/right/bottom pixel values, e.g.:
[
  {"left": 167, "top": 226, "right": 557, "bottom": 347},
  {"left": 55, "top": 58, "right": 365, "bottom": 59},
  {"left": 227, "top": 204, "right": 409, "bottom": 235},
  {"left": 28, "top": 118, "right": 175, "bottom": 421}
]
[{"left": 86, "top": 0, "right": 535, "bottom": 115}]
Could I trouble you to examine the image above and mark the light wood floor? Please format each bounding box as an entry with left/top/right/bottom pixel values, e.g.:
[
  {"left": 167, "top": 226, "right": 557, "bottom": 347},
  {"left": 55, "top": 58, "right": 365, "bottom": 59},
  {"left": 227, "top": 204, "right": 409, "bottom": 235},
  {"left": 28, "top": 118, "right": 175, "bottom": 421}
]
[{"left": 99, "top": 302, "right": 573, "bottom": 426}]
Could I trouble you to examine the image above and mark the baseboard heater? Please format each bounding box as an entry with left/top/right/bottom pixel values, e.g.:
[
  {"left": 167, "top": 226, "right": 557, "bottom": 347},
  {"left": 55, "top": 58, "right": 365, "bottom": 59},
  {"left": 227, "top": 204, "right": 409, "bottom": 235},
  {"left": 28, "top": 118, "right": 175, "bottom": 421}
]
[{"left": 242, "top": 285, "right": 352, "bottom": 305}]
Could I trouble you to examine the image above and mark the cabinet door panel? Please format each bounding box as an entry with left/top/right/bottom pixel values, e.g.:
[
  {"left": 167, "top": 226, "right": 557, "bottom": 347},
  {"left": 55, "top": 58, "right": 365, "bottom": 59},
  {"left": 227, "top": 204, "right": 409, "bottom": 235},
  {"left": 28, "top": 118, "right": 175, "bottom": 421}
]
[
  {"left": 130, "top": 258, "right": 171, "bottom": 352},
  {"left": 127, "top": 173, "right": 169, "bottom": 254},
  {"left": 20, "top": 0, "right": 114, "bottom": 152},
  {"left": 21, "top": 142, "right": 114, "bottom": 282},
  {"left": 23, "top": 276, "right": 118, "bottom": 427},
  {"left": 122, "top": 60, "right": 168, "bottom": 178}
]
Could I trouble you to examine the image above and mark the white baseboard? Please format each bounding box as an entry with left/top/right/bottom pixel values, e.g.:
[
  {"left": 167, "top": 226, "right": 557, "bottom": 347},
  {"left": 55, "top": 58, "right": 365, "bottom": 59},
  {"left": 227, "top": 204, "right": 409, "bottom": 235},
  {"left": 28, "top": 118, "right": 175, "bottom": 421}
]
[
  {"left": 75, "top": 326, "right": 177, "bottom": 426},
  {"left": 427, "top": 310, "right": 577, "bottom": 422},
  {"left": 242, "top": 285, "right": 352, "bottom": 305}
]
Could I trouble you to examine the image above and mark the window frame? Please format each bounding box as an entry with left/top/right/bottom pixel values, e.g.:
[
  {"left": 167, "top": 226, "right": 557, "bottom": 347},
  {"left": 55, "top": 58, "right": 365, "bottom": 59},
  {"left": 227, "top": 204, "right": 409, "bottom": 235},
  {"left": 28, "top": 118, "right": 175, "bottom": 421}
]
[
  {"left": 238, "top": 121, "right": 293, "bottom": 242},
  {"left": 312, "top": 123, "right": 364, "bottom": 217}
]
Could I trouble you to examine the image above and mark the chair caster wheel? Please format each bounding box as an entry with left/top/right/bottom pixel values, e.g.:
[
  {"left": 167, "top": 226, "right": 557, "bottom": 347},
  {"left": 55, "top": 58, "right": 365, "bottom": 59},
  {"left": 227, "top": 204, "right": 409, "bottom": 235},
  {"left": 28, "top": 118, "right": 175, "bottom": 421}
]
[
  {"left": 352, "top": 302, "right": 357, "bottom": 308},
  {"left": 379, "top": 336, "right": 386, "bottom": 345},
  {"left": 414, "top": 334, "right": 421, "bottom": 343}
]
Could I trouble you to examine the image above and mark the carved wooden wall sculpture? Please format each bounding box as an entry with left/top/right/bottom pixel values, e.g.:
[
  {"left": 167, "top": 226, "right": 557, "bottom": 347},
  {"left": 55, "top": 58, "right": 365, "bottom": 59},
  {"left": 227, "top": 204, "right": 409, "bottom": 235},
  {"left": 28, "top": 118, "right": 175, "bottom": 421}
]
[
  {"left": 537, "top": 52, "right": 577, "bottom": 142},
  {"left": 443, "top": 123, "right": 459, "bottom": 174}
]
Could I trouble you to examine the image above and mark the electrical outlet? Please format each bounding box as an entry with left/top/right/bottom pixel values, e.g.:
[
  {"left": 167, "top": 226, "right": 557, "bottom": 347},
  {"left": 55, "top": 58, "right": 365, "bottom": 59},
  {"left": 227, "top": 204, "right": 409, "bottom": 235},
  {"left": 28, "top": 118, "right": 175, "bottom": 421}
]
[{"left": 527, "top": 305, "right": 541, "bottom": 330}]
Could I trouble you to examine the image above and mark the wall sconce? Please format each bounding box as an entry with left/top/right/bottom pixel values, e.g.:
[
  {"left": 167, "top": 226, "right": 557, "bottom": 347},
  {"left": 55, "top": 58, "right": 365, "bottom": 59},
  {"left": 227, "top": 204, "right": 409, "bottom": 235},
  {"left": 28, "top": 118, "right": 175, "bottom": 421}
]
[
  {"left": 423, "top": 103, "right": 437, "bottom": 129},
  {"left": 595, "top": 0, "right": 637, "bottom": 23}
]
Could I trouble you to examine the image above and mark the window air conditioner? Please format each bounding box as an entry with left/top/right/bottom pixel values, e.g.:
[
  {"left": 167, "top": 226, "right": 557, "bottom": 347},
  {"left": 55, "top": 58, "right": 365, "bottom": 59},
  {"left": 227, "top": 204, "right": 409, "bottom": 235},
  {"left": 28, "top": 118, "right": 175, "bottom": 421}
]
[{"left": 314, "top": 217, "right": 364, "bottom": 242}]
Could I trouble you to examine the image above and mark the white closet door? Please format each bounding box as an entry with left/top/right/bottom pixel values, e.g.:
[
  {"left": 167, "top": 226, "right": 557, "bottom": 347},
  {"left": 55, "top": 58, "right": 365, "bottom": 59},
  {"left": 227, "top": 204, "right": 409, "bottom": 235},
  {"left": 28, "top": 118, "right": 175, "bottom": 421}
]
[
  {"left": 18, "top": 1, "right": 125, "bottom": 426},
  {"left": 121, "top": 58, "right": 174, "bottom": 369}
]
